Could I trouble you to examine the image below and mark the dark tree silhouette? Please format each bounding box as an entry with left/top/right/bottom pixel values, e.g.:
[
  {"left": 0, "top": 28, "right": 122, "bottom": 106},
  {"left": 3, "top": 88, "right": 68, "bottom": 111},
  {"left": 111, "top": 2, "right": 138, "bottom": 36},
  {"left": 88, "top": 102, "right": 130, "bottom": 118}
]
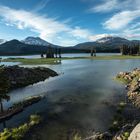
[
  {"left": 41, "top": 53, "right": 44, "bottom": 58},
  {"left": 120, "top": 43, "right": 140, "bottom": 56},
  {"left": 90, "top": 47, "right": 96, "bottom": 57},
  {"left": 58, "top": 48, "right": 61, "bottom": 58},
  {"left": 0, "top": 66, "right": 10, "bottom": 113}
]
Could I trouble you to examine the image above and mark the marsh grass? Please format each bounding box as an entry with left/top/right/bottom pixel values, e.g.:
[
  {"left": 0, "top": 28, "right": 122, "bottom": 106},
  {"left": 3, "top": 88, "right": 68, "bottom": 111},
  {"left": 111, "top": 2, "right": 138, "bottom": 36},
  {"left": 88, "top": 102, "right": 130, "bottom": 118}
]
[
  {"left": 0, "top": 114, "right": 41, "bottom": 140},
  {"left": 3, "top": 55, "right": 140, "bottom": 65}
]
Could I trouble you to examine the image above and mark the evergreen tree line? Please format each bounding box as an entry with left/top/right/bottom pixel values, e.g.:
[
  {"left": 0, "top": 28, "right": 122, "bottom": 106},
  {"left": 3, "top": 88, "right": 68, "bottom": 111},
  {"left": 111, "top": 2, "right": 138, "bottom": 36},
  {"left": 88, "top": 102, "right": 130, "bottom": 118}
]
[
  {"left": 120, "top": 44, "right": 140, "bottom": 55},
  {"left": 41, "top": 45, "right": 62, "bottom": 58}
]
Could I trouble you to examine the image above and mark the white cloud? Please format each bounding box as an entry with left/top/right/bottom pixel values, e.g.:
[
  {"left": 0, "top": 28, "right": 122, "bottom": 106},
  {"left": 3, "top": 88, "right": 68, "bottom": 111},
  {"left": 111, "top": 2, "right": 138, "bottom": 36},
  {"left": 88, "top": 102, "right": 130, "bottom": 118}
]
[
  {"left": 0, "top": 5, "right": 92, "bottom": 46},
  {"left": 124, "top": 34, "right": 140, "bottom": 39},
  {"left": 69, "top": 26, "right": 91, "bottom": 39},
  {"left": 90, "top": 0, "right": 118, "bottom": 13},
  {"left": 84, "top": 0, "right": 140, "bottom": 40},
  {"left": 103, "top": 10, "right": 140, "bottom": 30},
  {"left": 122, "top": 22, "right": 140, "bottom": 39},
  {"left": 89, "top": 33, "right": 116, "bottom": 41},
  {"left": 89, "top": 0, "right": 140, "bottom": 13},
  {"left": 32, "top": 0, "right": 50, "bottom": 12}
]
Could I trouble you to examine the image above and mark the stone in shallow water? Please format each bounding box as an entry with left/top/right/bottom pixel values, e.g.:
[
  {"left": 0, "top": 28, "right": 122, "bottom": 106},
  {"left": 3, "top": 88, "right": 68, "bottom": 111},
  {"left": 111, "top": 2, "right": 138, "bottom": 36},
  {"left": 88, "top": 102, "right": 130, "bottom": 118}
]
[{"left": 129, "top": 123, "right": 140, "bottom": 140}]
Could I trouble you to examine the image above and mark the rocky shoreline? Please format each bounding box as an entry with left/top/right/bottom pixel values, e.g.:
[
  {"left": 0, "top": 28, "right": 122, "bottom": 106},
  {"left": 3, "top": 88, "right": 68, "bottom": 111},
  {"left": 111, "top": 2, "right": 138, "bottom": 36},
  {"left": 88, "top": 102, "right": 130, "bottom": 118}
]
[
  {"left": 79, "top": 68, "right": 140, "bottom": 140},
  {"left": 0, "top": 65, "right": 58, "bottom": 91},
  {"left": 113, "top": 68, "right": 140, "bottom": 140},
  {"left": 116, "top": 68, "right": 140, "bottom": 108}
]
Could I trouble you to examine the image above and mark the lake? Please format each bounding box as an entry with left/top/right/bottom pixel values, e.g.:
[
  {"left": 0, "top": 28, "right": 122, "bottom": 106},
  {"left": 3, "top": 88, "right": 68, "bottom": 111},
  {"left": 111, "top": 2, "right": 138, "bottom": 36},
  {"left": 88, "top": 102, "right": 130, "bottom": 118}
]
[
  {"left": 0, "top": 53, "right": 120, "bottom": 60},
  {"left": 0, "top": 55, "right": 140, "bottom": 139}
]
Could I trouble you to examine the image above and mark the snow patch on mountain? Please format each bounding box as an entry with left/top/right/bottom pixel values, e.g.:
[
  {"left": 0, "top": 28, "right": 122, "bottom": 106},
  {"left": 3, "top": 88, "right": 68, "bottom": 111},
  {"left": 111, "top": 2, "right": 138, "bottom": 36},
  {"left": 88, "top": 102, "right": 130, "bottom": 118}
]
[
  {"left": 21, "top": 37, "right": 50, "bottom": 46},
  {"left": 96, "top": 36, "right": 129, "bottom": 44},
  {"left": 0, "top": 39, "right": 6, "bottom": 45}
]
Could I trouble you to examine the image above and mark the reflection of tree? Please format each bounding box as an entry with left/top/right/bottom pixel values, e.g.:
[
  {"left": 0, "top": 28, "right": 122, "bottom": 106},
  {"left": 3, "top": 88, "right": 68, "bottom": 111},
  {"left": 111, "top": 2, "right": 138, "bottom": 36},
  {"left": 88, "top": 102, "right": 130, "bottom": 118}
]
[{"left": 0, "top": 66, "right": 10, "bottom": 113}]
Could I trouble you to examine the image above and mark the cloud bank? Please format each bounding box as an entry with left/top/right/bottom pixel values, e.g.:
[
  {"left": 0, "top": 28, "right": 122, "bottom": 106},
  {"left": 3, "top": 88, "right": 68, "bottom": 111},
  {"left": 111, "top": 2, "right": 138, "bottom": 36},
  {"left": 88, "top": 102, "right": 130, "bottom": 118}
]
[
  {"left": 103, "top": 10, "right": 140, "bottom": 30},
  {"left": 0, "top": 5, "right": 92, "bottom": 46},
  {"left": 88, "top": 0, "right": 140, "bottom": 40}
]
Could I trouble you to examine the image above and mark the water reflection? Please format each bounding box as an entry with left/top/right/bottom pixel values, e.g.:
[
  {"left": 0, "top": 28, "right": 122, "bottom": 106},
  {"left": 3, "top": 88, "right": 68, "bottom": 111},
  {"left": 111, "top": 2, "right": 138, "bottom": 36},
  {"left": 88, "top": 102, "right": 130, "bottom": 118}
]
[
  {"left": 0, "top": 59, "right": 140, "bottom": 139},
  {"left": 0, "top": 62, "right": 20, "bottom": 66}
]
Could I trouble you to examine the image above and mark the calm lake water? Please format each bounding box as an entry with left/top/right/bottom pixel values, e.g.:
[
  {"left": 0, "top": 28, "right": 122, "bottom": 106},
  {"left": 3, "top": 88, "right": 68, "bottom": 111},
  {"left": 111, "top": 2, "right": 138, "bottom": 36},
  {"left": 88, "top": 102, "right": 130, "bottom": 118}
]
[
  {"left": 0, "top": 53, "right": 120, "bottom": 59},
  {"left": 0, "top": 54, "right": 140, "bottom": 139}
]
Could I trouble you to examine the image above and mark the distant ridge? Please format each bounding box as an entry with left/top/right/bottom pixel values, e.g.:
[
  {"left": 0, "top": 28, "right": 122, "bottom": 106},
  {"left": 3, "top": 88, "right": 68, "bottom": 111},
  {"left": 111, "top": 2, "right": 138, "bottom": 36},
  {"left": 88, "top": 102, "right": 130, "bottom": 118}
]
[
  {"left": 74, "top": 36, "right": 140, "bottom": 52},
  {"left": 0, "top": 39, "right": 49, "bottom": 55},
  {"left": 0, "top": 36, "right": 140, "bottom": 55},
  {"left": 0, "top": 37, "right": 62, "bottom": 55}
]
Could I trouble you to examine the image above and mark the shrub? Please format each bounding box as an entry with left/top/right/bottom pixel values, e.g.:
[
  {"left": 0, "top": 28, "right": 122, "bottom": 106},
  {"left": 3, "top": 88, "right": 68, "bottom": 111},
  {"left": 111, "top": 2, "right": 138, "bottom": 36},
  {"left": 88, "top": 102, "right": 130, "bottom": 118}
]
[
  {"left": 123, "top": 132, "right": 130, "bottom": 139},
  {"left": 0, "top": 114, "right": 41, "bottom": 140},
  {"left": 72, "top": 134, "right": 81, "bottom": 140},
  {"left": 29, "top": 114, "right": 41, "bottom": 126},
  {"left": 0, "top": 129, "right": 11, "bottom": 140},
  {"left": 11, "top": 123, "right": 30, "bottom": 140}
]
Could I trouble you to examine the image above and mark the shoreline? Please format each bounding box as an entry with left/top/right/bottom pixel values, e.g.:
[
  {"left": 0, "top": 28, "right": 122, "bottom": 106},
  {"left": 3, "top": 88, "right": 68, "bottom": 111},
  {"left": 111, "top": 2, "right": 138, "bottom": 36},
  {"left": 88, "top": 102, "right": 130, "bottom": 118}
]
[
  {"left": 2, "top": 55, "right": 140, "bottom": 65},
  {"left": 110, "top": 69, "right": 140, "bottom": 139},
  {"left": 71, "top": 68, "right": 140, "bottom": 140}
]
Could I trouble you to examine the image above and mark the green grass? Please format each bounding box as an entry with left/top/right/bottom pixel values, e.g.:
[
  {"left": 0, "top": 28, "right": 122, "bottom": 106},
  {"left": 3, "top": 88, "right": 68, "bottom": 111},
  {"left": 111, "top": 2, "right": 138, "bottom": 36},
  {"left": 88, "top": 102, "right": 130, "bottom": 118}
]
[
  {"left": 115, "top": 77, "right": 130, "bottom": 84},
  {"left": 3, "top": 55, "right": 140, "bottom": 65},
  {"left": 0, "top": 114, "right": 41, "bottom": 140}
]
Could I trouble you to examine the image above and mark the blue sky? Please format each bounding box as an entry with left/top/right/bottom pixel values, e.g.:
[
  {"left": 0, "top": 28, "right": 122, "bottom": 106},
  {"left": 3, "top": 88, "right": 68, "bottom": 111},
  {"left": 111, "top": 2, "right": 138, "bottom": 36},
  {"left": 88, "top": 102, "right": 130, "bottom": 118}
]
[{"left": 0, "top": 0, "right": 140, "bottom": 46}]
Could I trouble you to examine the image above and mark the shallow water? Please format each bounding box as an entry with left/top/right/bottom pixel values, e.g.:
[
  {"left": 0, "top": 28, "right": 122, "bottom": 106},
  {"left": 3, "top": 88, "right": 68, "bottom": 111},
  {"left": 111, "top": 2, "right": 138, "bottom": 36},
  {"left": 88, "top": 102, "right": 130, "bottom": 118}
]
[
  {"left": 0, "top": 58, "right": 140, "bottom": 139},
  {"left": 0, "top": 62, "right": 20, "bottom": 66}
]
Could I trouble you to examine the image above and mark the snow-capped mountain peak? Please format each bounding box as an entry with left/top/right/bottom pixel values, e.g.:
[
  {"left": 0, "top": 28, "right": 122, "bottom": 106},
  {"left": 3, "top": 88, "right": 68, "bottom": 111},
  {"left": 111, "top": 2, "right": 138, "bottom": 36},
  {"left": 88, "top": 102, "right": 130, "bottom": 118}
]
[
  {"left": 96, "top": 36, "right": 115, "bottom": 43},
  {"left": 96, "top": 36, "right": 129, "bottom": 44},
  {"left": 21, "top": 37, "right": 50, "bottom": 46},
  {"left": 0, "top": 39, "right": 6, "bottom": 45}
]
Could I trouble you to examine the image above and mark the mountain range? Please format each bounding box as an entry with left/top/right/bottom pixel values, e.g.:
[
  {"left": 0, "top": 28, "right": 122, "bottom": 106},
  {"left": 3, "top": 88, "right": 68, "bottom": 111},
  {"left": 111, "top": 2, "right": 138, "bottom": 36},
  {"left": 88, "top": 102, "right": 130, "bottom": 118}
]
[
  {"left": 74, "top": 36, "right": 140, "bottom": 52},
  {"left": 0, "top": 36, "right": 140, "bottom": 55},
  {"left": 0, "top": 37, "right": 61, "bottom": 55}
]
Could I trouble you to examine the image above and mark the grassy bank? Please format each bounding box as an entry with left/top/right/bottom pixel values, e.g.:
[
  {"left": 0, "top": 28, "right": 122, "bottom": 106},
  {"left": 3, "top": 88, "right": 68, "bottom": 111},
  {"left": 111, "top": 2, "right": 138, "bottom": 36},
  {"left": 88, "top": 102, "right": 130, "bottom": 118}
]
[
  {"left": 2, "top": 55, "right": 140, "bottom": 65},
  {"left": 0, "top": 114, "right": 41, "bottom": 140}
]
